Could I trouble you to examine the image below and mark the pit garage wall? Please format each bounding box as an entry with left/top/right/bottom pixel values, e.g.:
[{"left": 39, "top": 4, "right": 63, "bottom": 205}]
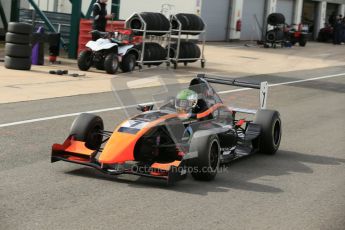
[
  {"left": 230, "top": 0, "right": 345, "bottom": 41},
  {"left": 119, "top": 0, "right": 200, "bottom": 19},
  {"left": 0, "top": 0, "right": 11, "bottom": 29}
]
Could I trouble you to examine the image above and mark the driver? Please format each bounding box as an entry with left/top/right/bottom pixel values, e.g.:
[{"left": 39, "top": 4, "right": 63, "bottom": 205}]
[{"left": 175, "top": 89, "right": 205, "bottom": 118}]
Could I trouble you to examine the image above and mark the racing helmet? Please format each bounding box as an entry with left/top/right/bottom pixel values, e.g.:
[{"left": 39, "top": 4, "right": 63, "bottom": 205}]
[{"left": 175, "top": 89, "right": 198, "bottom": 114}]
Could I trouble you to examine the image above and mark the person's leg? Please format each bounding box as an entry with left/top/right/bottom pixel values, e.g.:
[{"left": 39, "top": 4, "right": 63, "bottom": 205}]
[{"left": 333, "top": 29, "right": 339, "bottom": 44}]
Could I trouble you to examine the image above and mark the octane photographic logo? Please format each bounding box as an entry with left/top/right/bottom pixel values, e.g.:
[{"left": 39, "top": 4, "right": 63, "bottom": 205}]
[{"left": 130, "top": 163, "right": 228, "bottom": 175}]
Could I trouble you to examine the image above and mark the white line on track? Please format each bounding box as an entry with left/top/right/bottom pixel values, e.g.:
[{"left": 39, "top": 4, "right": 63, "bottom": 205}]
[{"left": 0, "top": 73, "right": 344, "bottom": 128}]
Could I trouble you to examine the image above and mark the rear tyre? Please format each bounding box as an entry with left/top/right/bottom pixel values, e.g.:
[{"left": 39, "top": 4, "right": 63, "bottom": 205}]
[
  {"left": 78, "top": 50, "right": 93, "bottom": 71},
  {"left": 120, "top": 53, "right": 136, "bottom": 72},
  {"left": 254, "top": 110, "right": 282, "bottom": 155},
  {"left": 188, "top": 134, "right": 220, "bottom": 181},
  {"left": 70, "top": 113, "right": 104, "bottom": 150},
  {"left": 104, "top": 53, "right": 119, "bottom": 74}
]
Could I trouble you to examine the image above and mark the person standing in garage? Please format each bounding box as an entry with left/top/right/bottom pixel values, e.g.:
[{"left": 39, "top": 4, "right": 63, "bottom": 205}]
[
  {"left": 333, "top": 15, "right": 343, "bottom": 44},
  {"left": 92, "top": 0, "right": 114, "bottom": 41}
]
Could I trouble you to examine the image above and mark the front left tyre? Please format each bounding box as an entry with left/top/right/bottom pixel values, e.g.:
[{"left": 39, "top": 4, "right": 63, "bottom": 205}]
[
  {"left": 78, "top": 50, "right": 93, "bottom": 71},
  {"left": 188, "top": 133, "right": 220, "bottom": 181},
  {"left": 70, "top": 113, "right": 104, "bottom": 150}
]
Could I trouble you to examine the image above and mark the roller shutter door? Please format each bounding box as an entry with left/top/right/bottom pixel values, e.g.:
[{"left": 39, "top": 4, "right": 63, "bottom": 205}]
[
  {"left": 200, "top": 0, "right": 230, "bottom": 41},
  {"left": 277, "top": 0, "right": 294, "bottom": 25},
  {"left": 241, "top": 0, "right": 265, "bottom": 40}
]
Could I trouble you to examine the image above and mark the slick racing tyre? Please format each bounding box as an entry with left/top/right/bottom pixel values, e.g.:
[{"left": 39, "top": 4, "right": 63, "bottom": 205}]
[
  {"left": 188, "top": 133, "right": 220, "bottom": 181},
  {"left": 78, "top": 50, "right": 93, "bottom": 71},
  {"left": 70, "top": 113, "right": 104, "bottom": 150},
  {"left": 7, "top": 22, "right": 33, "bottom": 35},
  {"left": 5, "top": 32, "right": 31, "bottom": 45},
  {"left": 4, "top": 56, "right": 31, "bottom": 70},
  {"left": 5, "top": 43, "right": 32, "bottom": 58},
  {"left": 128, "top": 12, "right": 170, "bottom": 35},
  {"left": 254, "top": 110, "right": 282, "bottom": 155}
]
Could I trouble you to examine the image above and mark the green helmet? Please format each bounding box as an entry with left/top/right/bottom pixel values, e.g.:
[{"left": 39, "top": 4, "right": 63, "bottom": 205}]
[{"left": 175, "top": 89, "right": 198, "bottom": 114}]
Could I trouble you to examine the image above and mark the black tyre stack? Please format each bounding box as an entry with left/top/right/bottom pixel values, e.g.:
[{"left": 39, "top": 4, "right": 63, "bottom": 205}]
[
  {"left": 5, "top": 22, "right": 33, "bottom": 70},
  {"left": 128, "top": 12, "right": 170, "bottom": 36},
  {"left": 134, "top": 43, "right": 167, "bottom": 65},
  {"left": 171, "top": 13, "right": 205, "bottom": 35},
  {"left": 169, "top": 42, "right": 201, "bottom": 63}
]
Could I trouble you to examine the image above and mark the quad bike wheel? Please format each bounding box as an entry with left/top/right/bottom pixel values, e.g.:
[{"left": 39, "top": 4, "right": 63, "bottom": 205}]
[
  {"left": 70, "top": 113, "right": 104, "bottom": 150},
  {"left": 104, "top": 53, "right": 119, "bottom": 74},
  {"left": 254, "top": 110, "right": 282, "bottom": 155},
  {"left": 78, "top": 50, "right": 93, "bottom": 71},
  {"left": 120, "top": 54, "right": 136, "bottom": 72}
]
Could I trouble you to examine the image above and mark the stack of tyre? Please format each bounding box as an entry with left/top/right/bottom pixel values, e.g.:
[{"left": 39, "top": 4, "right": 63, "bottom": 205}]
[
  {"left": 133, "top": 42, "right": 167, "bottom": 66},
  {"left": 265, "top": 13, "right": 286, "bottom": 44},
  {"left": 5, "top": 22, "right": 33, "bottom": 70},
  {"left": 127, "top": 12, "right": 170, "bottom": 66},
  {"left": 171, "top": 13, "right": 205, "bottom": 34},
  {"left": 170, "top": 14, "right": 204, "bottom": 68},
  {"left": 128, "top": 12, "right": 170, "bottom": 36},
  {"left": 169, "top": 42, "right": 201, "bottom": 62}
]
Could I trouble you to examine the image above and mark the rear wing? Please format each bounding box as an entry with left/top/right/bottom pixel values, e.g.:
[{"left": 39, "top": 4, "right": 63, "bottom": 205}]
[{"left": 198, "top": 74, "right": 268, "bottom": 110}]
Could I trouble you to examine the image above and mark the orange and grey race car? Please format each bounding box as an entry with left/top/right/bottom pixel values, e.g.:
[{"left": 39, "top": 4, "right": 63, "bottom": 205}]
[{"left": 51, "top": 74, "right": 282, "bottom": 185}]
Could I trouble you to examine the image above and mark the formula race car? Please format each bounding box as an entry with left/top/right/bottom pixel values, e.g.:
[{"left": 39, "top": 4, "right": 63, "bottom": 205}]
[{"left": 51, "top": 74, "right": 282, "bottom": 185}]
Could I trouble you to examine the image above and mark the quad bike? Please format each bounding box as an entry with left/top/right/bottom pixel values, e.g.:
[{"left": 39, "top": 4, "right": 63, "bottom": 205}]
[
  {"left": 78, "top": 30, "right": 139, "bottom": 74},
  {"left": 286, "top": 24, "right": 309, "bottom": 47}
]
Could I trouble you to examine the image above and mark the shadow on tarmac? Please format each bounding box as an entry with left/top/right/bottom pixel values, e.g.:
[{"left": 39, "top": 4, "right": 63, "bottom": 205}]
[{"left": 65, "top": 150, "right": 345, "bottom": 196}]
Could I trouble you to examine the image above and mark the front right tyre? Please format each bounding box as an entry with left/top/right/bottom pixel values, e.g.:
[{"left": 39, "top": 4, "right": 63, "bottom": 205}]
[{"left": 70, "top": 113, "right": 104, "bottom": 150}]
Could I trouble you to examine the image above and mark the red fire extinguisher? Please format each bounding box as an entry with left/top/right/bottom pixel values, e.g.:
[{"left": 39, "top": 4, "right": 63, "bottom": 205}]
[{"left": 236, "top": 19, "right": 242, "bottom": 32}]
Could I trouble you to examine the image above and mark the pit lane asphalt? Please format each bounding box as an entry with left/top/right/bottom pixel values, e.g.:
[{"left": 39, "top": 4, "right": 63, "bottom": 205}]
[{"left": 0, "top": 67, "right": 345, "bottom": 230}]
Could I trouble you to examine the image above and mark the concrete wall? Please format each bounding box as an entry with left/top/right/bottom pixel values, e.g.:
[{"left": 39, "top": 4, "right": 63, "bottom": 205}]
[
  {"left": 0, "top": 0, "right": 11, "bottom": 29},
  {"left": 314, "top": 1, "right": 327, "bottom": 38},
  {"left": 229, "top": 0, "right": 243, "bottom": 40},
  {"left": 119, "top": 0, "right": 199, "bottom": 20},
  {"left": 24, "top": 0, "right": 198, "bottom": 20}
]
